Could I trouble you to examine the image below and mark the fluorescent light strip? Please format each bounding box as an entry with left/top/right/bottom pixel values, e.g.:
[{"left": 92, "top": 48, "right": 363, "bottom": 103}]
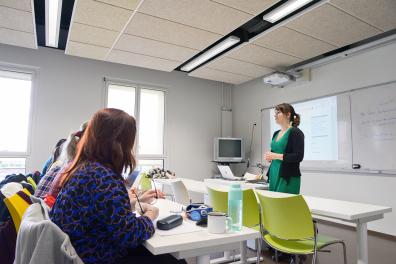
[
  {"left": 181, "top": 36, "right": 240, "bottom": 72},
  {"left": 46, "top": 0, "right": 62, "bottom": 47},
  {"left": 263, "top": 0, "right": 313, "bottom": 23}
]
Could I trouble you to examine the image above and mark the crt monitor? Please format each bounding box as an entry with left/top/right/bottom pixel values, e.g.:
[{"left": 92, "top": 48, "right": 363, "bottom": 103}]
[{"left": 214, "top": 138, "right": 244, "bottom": 162}]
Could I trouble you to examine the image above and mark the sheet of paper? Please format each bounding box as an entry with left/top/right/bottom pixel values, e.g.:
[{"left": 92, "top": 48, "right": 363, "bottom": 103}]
[{"left": 155, "top": 220, "right": 202, "bottom": 236}]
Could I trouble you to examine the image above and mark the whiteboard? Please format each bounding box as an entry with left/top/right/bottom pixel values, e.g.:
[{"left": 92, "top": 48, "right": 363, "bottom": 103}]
[
  {"left": 261, "top": 81, "right": 396, "bottom": 173},
  {"left": 351, "top": 82, "right": 396, "bottom": 171},
  {"left": 261, "top": 94, "right": 352, "bottom": 170}
]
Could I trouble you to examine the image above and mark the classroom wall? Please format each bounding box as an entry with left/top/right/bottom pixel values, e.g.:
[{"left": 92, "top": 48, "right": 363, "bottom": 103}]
[
  {"left": 232, "top": 41, "right": 396, "bottom": 236},
  {"left": 0, "top": 44, "right": 231, "bottom": 182}
]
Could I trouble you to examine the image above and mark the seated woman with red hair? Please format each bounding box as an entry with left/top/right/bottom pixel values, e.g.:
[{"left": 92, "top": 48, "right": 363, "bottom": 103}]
[{"left": 50, "top": 108, "right": 185, "bottom": 264}]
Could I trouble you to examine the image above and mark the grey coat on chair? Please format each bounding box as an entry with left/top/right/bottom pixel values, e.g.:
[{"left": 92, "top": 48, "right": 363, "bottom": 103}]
[{"left": 14, "top": 197, "right": 83, "bottom": 264}]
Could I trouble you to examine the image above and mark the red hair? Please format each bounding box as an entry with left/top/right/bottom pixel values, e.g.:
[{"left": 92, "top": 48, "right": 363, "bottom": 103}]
[{"left": 58, "top": 108, "right": 137, "bottom": 188}]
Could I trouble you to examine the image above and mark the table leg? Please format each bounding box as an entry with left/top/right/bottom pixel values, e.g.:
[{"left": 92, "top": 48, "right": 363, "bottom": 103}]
[
  {"left": 240, "top": 241, "right": 247, "bottom": 264},
  {"left": 197, "top": 255, "right": 210, "bottom": 264},
  {"left": 356, "top": 222, "right": 368, "bottom": 264}
]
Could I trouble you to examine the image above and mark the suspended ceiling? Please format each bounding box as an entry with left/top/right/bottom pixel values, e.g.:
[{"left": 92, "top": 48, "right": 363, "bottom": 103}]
[{"left": 1, "top": 0, "right": 395, "bottom": 85}]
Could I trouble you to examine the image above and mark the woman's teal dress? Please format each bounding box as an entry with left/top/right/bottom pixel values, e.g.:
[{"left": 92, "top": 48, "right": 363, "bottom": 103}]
[{"left": 268, "top": 128, "right": 301, "bottom": 194}]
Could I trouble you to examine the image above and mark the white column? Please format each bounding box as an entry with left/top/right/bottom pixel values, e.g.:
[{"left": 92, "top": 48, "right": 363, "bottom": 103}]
[{"left": 356, "top": 222, "right": 368, "bottom": 264}]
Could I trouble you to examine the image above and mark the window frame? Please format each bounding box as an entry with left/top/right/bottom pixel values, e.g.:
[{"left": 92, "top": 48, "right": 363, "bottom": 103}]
[
  {"left": 0, "top": 64, "right": 36, "bottom": 158},
  {"left": 104, "top": 77, "right": 168, "bottom": 166}
]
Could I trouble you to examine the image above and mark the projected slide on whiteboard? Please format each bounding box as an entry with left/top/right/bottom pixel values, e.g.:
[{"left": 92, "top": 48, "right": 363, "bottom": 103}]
[{"left": 270, "top": 96, "right": 338, "bottom": 160}]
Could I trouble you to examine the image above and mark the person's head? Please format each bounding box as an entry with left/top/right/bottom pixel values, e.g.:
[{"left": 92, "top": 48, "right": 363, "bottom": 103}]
[
  {"left": 58, "top": 121, "right": 88, "bottom": 164},
  {"left": 59, "top": 108, "right": 137, "bottom": 188},
  {"left": 52, "top": 139, "right": 66, "bottom": 163},
  {"left": 274, "top": 103, "right": 300, "bottom": 127}
]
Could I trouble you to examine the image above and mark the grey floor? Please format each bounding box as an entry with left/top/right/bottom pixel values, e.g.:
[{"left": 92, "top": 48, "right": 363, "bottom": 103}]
[{"left": 186, "top": 219, "right": 396, "bottom": 264}]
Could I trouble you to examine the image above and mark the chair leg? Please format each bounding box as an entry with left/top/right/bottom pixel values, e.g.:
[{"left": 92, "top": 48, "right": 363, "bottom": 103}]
[
  {"left": 312, "top": 249, "right": 317, "bottom": 264},
  {"left": 340, "top": 241, "right": 347, "bottom": 264},
  {"left": 256, "top": 238, "right": 261, "bottom": 264},
  {"left": 275, "top": 250, "right": 279, "bottom": 264}
]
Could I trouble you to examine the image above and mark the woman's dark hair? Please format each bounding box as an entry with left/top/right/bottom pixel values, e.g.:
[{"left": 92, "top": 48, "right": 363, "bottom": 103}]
[
  {"left": 275, "top": 103, "right": 300, "bottom": 127},
  {"left": 52, "top": 139, "right": 66, "bottom": 163},
  {"left": 58, "top": 108, "right": 137, "bottom": 188}
]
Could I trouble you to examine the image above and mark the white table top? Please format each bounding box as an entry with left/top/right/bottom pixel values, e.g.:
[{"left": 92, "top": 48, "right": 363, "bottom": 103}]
[
  {"left": 204, "top": 178, "right": 268, "bottom": 190},
  {"left": 154, "top": 177, "right": 268, "bottom": 194},
  {"left": 255, "top": 190, "right": 392, "bottom": 222},
  {"left": 143, "top": 199, "right": 260, "bottom": 255},
  {"left": 154, "top": 178, "right": 391, "bottom": 222}
]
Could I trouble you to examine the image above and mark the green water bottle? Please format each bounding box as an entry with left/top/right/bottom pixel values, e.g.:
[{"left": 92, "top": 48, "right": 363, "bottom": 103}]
[{"left": 228, "top": 184, "right": 243, "bottom": 231}]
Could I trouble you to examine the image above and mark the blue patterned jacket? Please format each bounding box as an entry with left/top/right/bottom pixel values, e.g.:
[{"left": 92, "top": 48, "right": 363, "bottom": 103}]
[{"left": 50, "top": 161, "right": 155, "bottom": 264}]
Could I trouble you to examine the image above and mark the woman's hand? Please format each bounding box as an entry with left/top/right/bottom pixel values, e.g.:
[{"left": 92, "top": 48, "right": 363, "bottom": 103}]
[
  {"left": 139, "top": 189, "right": 162, "bottom": 203},
  {"left": 127, "top": 187, "right": 138, "bottom": 210},
  {"left": 265, "top": 151, "right": 283, "bottom": 162},
  {"left": 139, "top": 203, "right": 159, "bottom": 220}
]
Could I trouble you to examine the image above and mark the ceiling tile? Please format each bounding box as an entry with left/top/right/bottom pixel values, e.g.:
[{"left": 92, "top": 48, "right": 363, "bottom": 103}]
[
  {"left": 94, "top": 0, "right": 141, "bottom": 10},
  {"left": 189, "top": 67, "right": 252, "bottom": 85},
  {"left": 115, "top": 34, "right": 198, "bottom": 62},
  {"left": 228, "top": 44, "right": 301, "bottom": 69},
  {"left": 0, "top": 28, "right": 36, "bottom": 49},
  {"left": 68, "top": 23, "right": 118, "bottom": 47},
  {"left": 66, "top": 41, "right": 109, "bottom": 60},
  {"left": 0, "top": 0, "right": 31, "bottom": 11},
  {"left": 253, "top": 27, "right": 337, "bottom": 59},
  {"left": 0, "top": 6, "right": 34, "bottom": 32},
  {"left": 107, "top": 50, "right": 181, "bottom": 72},
  {"left": 138, "top": 0, "right": 253, "bottom": 35},
  {"left": 211, "top": 0, "right": 279, "bottom": 16},
  {"left": 330, "top": 0, "right": 396, "bottom": 31},
  {"left": 286, "top": 4, "right": 381, "bottom": 47},
  {"left": 73, "top": 0, "right": 132, "bottom": 31},
  {"left": 124, "top": 12, "right": 221, "bottom": 50},
  {"left": 206, "top": 57, "right": 273, "bottom": 78}
]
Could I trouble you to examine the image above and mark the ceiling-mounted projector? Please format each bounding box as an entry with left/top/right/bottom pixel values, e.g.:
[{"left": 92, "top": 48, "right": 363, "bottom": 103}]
[{"left": 263, "top": 72, "right": 295, "bottom": 86}]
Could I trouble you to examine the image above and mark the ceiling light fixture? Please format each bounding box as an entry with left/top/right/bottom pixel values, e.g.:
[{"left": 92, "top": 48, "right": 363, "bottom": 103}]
[
  {"left": 263, "top": 0, "right": 313, "bottom": 23},
  {"left": 46, "top": 0, "right": 63, "bottom": 47},
  {"left": 181, "top": 36, "right": 240, "bottom": 72}
]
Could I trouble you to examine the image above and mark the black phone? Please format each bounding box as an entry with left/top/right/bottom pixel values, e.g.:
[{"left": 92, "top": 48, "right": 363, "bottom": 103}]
[{"left": 157, "top": 215, "right": 183, "bottom": 230}]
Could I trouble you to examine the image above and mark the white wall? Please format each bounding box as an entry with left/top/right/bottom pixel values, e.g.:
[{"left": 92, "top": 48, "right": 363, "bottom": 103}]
[
  {"left": 233, "top": 41, "right": 396, "bottom": 235},
  {"left": 0, "top": 44, "right": 231, "bottom": 182}
]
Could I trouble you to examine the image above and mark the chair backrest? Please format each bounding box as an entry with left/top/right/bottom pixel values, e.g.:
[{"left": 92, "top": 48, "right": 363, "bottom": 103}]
[
  {"left": 207, "top": 187, "right": 260, "bottom": 227},
  {"left": 14, "top": 199, "right": 84, "bottom": 264},
  {"left": 3, "top": 189, "right": 32, "bottom": 232},
  {"left": 139, "top": 175, "right": 152, "bottom": 191},
  {"left": 170, "top": 180, "right": 190, "bottom": 205},
  {"left": 207, "top": 186, "right": 228, "bottom": 213},
  {"left": 255, "top": 192, "right": 314, "bottom": 240}
]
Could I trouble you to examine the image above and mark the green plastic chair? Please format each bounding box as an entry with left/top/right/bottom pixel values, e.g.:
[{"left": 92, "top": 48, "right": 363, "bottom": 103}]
[
  {"left": 207, "top": 187, "right": 260, "bottom": 229},
  {"left": 255, "top": 192, "right": 347, "bottom": 264},
  {"left": 207, "top": 187, "right": 262, "bottom": 263},
  {"left": 139, "top": 175, "right": 152, "bottom": 191}
]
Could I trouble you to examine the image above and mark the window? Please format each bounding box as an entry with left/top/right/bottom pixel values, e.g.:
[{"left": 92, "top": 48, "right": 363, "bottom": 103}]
[
  {"left": 0, "top": 69, "right": 33, "bottom": 178},
  {"left": 0, "top": 158, "right": 25, "bottom": 181},
  {"left": 107, "top": 84, "right": 136, "bottom": 116},
  {"left": 106, "top": 80, "right": 165, "bottom": 171}
]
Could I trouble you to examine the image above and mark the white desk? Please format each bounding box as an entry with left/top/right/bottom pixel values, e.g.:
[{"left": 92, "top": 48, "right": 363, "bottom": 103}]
[
  {"left": 255, "top": 190, "right": 392, "bottom": 264},
  {"left": 144, "top": 199, "right": 260, "bottom": 264},
  {"left": 154, "top": 177, "right": 268, "bottom": 194},
  {"left": 204, "top": 178, "right": 268, "bottom": 190},
  {"left": 155, "top": 178, "right": 392, "bottom": 264}
]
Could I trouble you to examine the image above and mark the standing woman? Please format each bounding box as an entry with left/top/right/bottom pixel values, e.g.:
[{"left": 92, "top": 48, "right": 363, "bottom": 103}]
[{"left": 265, "top": 103, "right": 304, "bottom": 194}]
